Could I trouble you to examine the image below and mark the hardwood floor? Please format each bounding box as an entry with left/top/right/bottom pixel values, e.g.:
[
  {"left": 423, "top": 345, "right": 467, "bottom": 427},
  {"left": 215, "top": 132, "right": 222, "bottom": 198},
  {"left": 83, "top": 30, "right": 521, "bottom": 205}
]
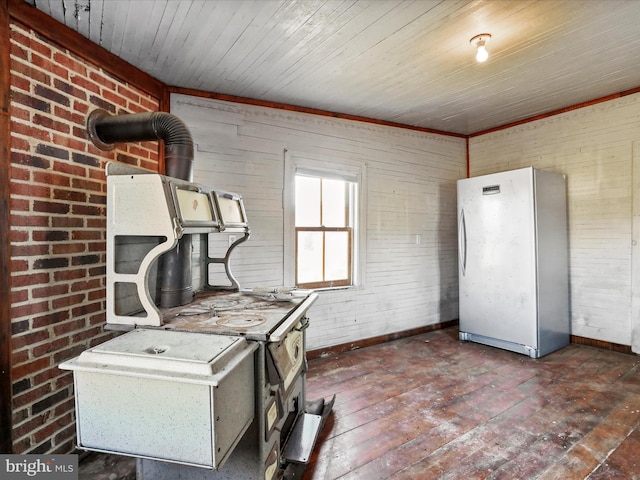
[{"left": 303, "top": 328, "right": 640, "bottom": 480}]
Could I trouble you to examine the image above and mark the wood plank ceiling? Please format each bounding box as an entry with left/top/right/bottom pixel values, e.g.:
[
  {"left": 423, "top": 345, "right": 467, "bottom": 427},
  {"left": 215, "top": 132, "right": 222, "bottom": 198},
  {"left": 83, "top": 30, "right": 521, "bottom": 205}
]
[{"left": 24, "top": 0, "right": 640, "bottom": 135}]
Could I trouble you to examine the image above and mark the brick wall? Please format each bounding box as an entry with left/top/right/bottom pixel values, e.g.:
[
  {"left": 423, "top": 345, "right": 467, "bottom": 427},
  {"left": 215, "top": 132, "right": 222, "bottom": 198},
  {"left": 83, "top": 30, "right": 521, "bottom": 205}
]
[{"left": 9, "top": 22, "right": 161, "bottom": 453}]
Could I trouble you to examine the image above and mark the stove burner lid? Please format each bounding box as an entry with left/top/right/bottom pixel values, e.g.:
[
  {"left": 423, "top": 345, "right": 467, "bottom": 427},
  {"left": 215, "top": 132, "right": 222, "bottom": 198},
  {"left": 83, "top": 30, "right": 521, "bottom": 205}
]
[
  {"left": 200, "top": 298, "right": 244, "bottom": 310},
  {"left": 216, "top": 313, "right": 266, "bottom": 328}
]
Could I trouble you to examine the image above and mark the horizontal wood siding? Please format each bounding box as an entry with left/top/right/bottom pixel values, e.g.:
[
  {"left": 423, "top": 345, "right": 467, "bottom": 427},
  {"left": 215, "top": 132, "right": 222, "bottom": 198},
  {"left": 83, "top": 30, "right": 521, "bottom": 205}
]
[
  {"left": 171, "top": 94, "right": 466, "bottom": 350},
  {"left": 469, "top": 93, "right": 640, "bottom": 346}
]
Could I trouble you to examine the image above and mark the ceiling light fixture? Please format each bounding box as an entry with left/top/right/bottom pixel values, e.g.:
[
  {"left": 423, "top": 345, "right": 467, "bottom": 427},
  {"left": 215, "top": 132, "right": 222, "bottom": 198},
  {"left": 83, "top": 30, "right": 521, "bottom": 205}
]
[{"left": 470, "top": 33, "right": 491, "bottom": 63}]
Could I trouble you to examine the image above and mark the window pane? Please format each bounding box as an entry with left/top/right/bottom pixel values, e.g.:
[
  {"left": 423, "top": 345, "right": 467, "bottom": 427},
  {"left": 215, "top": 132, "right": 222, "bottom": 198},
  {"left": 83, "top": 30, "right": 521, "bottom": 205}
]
[
  {"left": 295, "top": 176, "right": 320, "bottom": 226},
  {"left": 322, "top": 179, "right": 346, "bottom": 227},
  {"left": 297, "top": 231, "right": 323, "bottom": 284},
  {"left": 325, "top": 231, "right": 349, "bottom": 281}
]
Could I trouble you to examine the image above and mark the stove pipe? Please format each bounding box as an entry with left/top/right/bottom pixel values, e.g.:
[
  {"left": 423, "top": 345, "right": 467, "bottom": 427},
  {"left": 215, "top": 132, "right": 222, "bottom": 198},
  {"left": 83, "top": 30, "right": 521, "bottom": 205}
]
[{"left": 87, "top": 109, "right": 195, "bottom": 308}]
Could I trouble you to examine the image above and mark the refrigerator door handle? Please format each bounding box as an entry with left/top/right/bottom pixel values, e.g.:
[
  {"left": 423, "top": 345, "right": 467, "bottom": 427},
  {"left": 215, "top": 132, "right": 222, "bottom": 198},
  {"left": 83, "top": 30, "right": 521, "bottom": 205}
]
[{"left": 458, "top": 209, "right": 467, "bottom": 276}]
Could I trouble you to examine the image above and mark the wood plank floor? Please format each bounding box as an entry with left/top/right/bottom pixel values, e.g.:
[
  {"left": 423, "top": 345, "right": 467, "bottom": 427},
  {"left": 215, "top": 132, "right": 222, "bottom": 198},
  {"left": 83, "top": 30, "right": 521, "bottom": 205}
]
[{"left": 303, "top": 328, "right": 640, "bottom": 480}]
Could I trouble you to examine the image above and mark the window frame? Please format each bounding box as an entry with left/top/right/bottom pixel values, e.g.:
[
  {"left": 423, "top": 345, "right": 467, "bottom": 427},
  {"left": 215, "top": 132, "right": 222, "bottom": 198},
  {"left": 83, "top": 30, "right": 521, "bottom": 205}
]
[{"left": 283, "top": 150, "right": 366, "bottom": 290}]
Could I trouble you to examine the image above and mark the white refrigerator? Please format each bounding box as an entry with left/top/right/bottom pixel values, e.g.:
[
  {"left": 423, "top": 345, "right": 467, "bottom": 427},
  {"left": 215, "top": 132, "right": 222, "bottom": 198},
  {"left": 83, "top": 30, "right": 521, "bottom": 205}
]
[{"left": 457, "top": 167, "right": 570, "bottom": 358}]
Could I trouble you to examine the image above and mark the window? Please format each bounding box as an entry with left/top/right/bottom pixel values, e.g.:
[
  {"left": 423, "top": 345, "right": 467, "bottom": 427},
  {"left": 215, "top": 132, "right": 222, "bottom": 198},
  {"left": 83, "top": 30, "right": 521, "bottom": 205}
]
[
  {"left": 294, "top": 173, "right": 357, "bottom": 288},
  {"left": 284, "top": 152, "right": 365, "bottom": 290}
]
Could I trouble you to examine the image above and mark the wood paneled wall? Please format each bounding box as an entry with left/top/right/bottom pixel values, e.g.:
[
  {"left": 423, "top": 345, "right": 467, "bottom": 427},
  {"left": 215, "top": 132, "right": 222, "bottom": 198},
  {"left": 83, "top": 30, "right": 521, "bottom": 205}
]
[
  {"left": 171, "top": 93, "right": 466, "bottom": 350},
  {"left": 469, "top": 93, "right": 640, "bottom": 350}
]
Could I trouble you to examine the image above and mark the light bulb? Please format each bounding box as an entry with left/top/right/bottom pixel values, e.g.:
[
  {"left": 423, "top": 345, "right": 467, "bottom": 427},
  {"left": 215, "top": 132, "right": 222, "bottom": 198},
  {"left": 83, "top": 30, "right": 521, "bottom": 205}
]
[
  {"left": 470, "top": 33, "right": 491, "bottom": 63},
  {"left": 476, "top": 42, "right": 488, "bottom": 62}
]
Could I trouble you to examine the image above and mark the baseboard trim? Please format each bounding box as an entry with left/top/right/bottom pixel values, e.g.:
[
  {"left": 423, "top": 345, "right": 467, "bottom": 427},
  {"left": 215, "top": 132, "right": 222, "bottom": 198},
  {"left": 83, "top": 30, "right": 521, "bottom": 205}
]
[
  {"left": 307, "top": 320, "right": 637, "bottom": 359},
  {"left": 570, "top": 335, "right": 635, "bottom": 355},
  {"left": 307, "top": 319, "right": 459, "bottom": 360}
]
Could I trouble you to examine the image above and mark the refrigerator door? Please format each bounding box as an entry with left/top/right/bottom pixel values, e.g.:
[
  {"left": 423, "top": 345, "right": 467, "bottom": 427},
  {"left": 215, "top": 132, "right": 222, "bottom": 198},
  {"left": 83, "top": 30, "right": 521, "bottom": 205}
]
[{"left": 458, "top": 168, "right": 538, "bottom": 350}]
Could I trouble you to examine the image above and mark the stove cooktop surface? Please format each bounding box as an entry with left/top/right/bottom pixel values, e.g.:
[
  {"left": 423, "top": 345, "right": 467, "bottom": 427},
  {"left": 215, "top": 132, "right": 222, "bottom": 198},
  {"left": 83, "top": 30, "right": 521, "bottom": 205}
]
[{"left": 159, "top": 289, "right": 314, "bottom": 340}]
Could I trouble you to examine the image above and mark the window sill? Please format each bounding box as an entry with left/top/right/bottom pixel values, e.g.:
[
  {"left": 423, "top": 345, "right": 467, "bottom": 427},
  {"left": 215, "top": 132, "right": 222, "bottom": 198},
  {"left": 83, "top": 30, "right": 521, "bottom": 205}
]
[{"left": 307, "top": 284, "right": 362, "bottom": 293}]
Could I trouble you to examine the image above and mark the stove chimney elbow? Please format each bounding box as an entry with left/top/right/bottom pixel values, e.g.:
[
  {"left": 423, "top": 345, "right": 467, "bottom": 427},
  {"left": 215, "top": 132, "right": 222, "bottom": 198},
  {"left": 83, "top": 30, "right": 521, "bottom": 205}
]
[{"left": 87, "top": 109, "right": 194, "bottom": 181}]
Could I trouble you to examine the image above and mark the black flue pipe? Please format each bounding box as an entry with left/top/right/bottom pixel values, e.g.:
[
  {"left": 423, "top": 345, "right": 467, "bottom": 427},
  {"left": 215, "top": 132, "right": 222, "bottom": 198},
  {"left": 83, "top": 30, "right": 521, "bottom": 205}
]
[{"left": 87, "top": 109, "right": 195, "bottom": 308}]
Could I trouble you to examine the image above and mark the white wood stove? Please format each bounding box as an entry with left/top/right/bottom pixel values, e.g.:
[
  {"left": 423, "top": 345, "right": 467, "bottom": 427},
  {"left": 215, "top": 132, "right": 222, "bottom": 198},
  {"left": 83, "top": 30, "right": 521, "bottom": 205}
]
[{"left": 61, "top": 161, "right": 331, "bottom": 480}]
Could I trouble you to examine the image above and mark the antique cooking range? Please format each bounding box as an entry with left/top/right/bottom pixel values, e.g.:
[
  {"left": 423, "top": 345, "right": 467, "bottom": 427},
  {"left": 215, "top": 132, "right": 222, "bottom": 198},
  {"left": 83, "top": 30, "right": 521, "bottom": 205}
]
[{"left": 60, "top": 110, "right": 332, "bottom": 480}]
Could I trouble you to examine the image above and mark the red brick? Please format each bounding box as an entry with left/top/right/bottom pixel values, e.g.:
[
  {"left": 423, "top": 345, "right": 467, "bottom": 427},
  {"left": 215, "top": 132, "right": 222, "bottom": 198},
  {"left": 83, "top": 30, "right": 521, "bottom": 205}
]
[
  {"left": 12, "top": 350, "right": 30, "bottom": 368},
  {"left": 11, "top": 272, "right": 50, "bottom": 288},
  {"left": 32, "top": 362, "right": 69, "bottom": 384},
  {"left": 70, "top": 74, "right": 101, "bottom": 95},
  {"left": 70, "top": 278, "right": 102, "bottom": 292},
  {"left": 117, "top": 84, "right": 142, "bottom": 103},
  {"left": 10, "top": 28, "right": 32, "bottom": 50},
  {"left": 20, "top": 32, "right": 52, "bottom": 58},
  {"left": 71, "top": 325, "right": 102, "bottom": 343},
  {"left": 11, "top": 244, "right": 49, "bottom": 257},
  {"left": 32, "top": 171, "right": 71, "bottom": 187},
  {"left": 139, "top": 95, "right": 159, "bottom": 111},
  {"left": 31, "top": 52, "right": 69, "bottom": 80},
  {"left": 11, "top": 151, "right": 51, "bottom": 170},
  {"left": 10, "top": 165, "right": 30, "bottom": 181},
  {"left": 12, "top": 384, "right": 52, "bottom": 412},
  {"left": 32, "top": 310, "right": 70, "bottom": 329},
  {"left": 51, "top": 216, "right": 83, "bottom": 228},
  {"left": 33, "top": 114, "right": 71, "bottom": 134},
  {"left": 11, "top": 120, "right": 52, "bottom": 142},
  {"left": 103, "top": 89, "right": 128, "bottom": 107},
  {"left": 51, "top": 294, "right": 86, "bottom": 311},
  {"left": 86, "top": 218, "right": 105, "bottom": 229},
  {"left": 10, "top": 228, "right": 30, "bottom": 243},
  {"left": 88, "top": 167, "right": 108, "bottom": 181},
  {"left": 71, "top": 177, "right": 102, "bottom": 192},
  {"left": 10, "top": 40, "right": 29, "bottom": 59},
  {"left": 53, "top": 398, "right": 75, "bottom": 418},
  {"left": 87, "top": 241, "right": 106, "bottom": 252},
  {"left": 11, "top": 289, "right": 28, "bottom": 304},
  {"left": 54, "top": 372, "right": 74, "bottom": 390},
  {"left": 53, "top": 188, "right": 87, "bottom": 203},
  {"left": 12, "top": 357, "right": 51, "bottom": 381},
  {"left": 88, "top": 289, "right": 106, "bottom": 302},
  {"left": 140, "top": 158, "right": 159, "bottom": 171},
  {"left": 89, "top": 70, "right": 117, "bottom": 90},
  {"left": 52, "top": 159, "right": 86, "bottom": 177},
  {"left": 13, "top": 330, "right": 50, "bottom": 351},
  {"left": 52, "top": 243, "right": 86, "bottom": 255},
  {"left": 10, "top": 259, "right": 29, "bottom": 272},
  {"left": 10, "top": 72, "right": 30, "bottom": 92},
  {"left": 12, "top": 412, "right": 50, "bottom": 441},
  {"left": 34, "top": 413, "right": 73, "bottom": 444},
  {"left": 11, "top": 301, "right": 50, "bottom": 319},
  {"left": 10, "top": 197, "right": 29, "bottom": 211},
  {"left": 52, "top": 133, "right": 85, "bottom": 151},
  {"left": 53, "top": 344, "right": 86, "bottom": 364},
  {"left": 73, "top": 99, "right": 89, "bottom": 114},
  {"left": 10, "top": 214, "right": 50, "bottom": 227},
  {"left": 71, "top": 300, "right": 101, "bottom": 317},
  {"left": 33, "top": 200, "right": 71, "bottom": 214},
  {"left": 53, "top": 268, "right": 87, "bottom": 282},
  {"left": 33, "top": 283, "right": 69, "bottom": 298},
  {"left": 12, "top": 407, "right": 29, "bottom": 426},
  {"left": 11, "top": 134, "right": 31, "bottom": 151},
  {"left": 52, "top": 105, "right": 84, "bottom": 125},
  {"left": 11, "top": 59, "right": 52, "bottom": 85},
  {"left": 52, "top": 52, "right": 87, "bottom": 77},
  {"left": 11, "top": 182, "right": 51, "bottom": 198},
  {"left": 88, "top": 311, "right": 107, "bottom": 326}
]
